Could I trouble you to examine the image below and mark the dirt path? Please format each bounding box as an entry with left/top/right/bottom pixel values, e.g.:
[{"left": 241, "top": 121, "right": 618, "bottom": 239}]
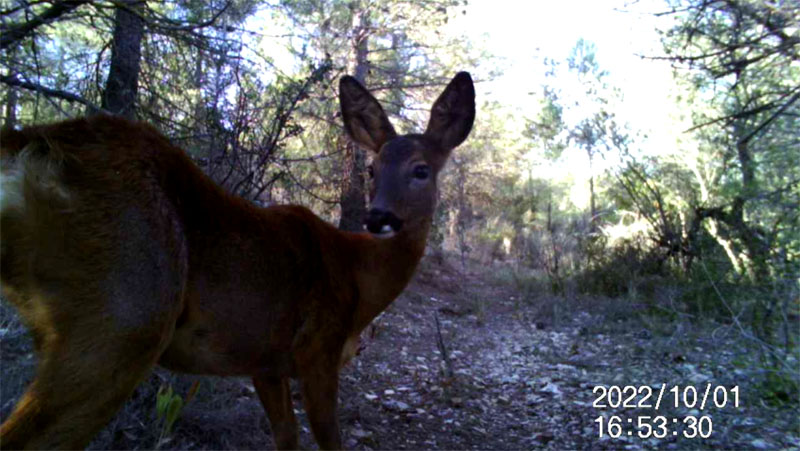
[{"left": 333, "top": 260, "right": 798, "bottom": 450}]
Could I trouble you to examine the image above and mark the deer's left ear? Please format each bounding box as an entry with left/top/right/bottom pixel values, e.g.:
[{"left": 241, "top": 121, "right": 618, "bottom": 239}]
[
  {"left": 339, "top": 76, "right": 397, "bottom": 153},
  {"left": 424, "top": 72, "right": 475, "bottom": 153}
]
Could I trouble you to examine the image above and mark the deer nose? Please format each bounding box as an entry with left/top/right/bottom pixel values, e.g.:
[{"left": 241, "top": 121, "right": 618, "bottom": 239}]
[{"left": 364, "top": 208, "right": 404, "bottom": 236}]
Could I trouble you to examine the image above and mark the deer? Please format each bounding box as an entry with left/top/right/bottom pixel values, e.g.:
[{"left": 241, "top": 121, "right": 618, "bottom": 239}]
[{"left": 0, "top": 72, "right": 475, "bottom": 449}]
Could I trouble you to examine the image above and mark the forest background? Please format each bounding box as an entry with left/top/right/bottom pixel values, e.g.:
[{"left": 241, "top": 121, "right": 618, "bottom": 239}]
[{"left": 0, "top": 0, "right": 798, "bottom": 448}]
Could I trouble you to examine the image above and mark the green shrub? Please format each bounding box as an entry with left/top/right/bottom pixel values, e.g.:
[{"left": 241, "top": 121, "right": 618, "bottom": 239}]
[{"left": 575, "top": 237, "right": 667, "bottom": 298}]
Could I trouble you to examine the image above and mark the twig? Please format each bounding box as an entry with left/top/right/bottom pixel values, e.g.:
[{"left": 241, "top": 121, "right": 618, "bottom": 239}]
[
  {"left": 699, "top": 260, "right": 791, "bottom": 371},
  {"left": 434, "top": 313, "right": 454, "bottom": 381}
]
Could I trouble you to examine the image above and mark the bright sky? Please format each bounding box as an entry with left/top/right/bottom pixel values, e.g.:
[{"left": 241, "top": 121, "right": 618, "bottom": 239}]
[
  {"left": 444, "top": 0, "right": 687, "bottom": 208},
  {"left": 448, "top": 0, "right": 683, "bottom": 140},
  {"left": 449, "top": 0, "right": 674, "bottom": 108},
  {"left": 255, "top": 0, "right": 681, "bottom": 132}
]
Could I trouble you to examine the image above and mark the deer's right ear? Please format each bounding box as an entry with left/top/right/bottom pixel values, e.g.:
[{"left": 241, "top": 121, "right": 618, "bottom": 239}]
[{"left": 339, "top": 76, "right": 397, "bottom": 153}]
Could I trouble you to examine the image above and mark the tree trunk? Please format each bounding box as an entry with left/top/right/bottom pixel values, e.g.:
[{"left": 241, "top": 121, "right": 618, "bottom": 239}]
[
  {"left": 338, "top": 9, "right": 370, "bottom": 232},
  {"left": 4, "top": 86, "right": 17, "bottom": 129},
  {"left": 587, "top": 148, "right": 597, "bottom": 232},
  {"left": 102, "top": 0, "right": 145, "bottom": 119},
  {"left": 455, "top": 160, "right": 469, "bottom": 269},
  {"left": 4, "top": 50, "right": 18, "bottom": 128}
]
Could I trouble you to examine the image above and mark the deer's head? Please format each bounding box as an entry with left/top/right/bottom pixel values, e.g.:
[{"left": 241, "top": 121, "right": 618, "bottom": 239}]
[{"left": 339, "top": 72, "right": 475, "bottom": 238}]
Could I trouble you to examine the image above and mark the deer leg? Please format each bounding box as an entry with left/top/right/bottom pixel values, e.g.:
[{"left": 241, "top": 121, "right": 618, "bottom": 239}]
[
  {"left": 299, "top": 366, "right": 342, "bottom": 450},
  {"left": 253, "top": 375, "right": 298, "bottom": 450},
  {"left": 0, "top": 321, "right": 173, "bottom": 449},
  {"left": 1, "top": 197, "right": 186, "bottom": 449}
]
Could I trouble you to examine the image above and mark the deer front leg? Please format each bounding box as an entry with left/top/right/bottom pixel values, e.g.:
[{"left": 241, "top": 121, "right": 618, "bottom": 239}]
[
  {"left": 299, "top": 364, "right": 342, "bottom": 450},
  {"left": 253, "top": 375, "right": 298, "bottom": 450}
]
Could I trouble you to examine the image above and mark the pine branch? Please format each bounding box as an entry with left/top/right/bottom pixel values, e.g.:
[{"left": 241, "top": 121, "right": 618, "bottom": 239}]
[{"left": 0, "top": 0, "right": 90, "bottom": 50}]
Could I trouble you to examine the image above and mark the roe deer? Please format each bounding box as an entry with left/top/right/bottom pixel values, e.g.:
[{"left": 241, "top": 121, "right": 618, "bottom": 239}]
[{"left": 0, "top": 72, "right": 475, "bottom": 450}]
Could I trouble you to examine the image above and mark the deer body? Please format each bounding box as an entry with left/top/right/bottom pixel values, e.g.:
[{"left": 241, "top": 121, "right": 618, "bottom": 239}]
[
  {"left": 0, "top": 73, "right": 474, "bottom": 449},
  {"left": 159, "top": 201, "right": 426, "bottom": 377}
]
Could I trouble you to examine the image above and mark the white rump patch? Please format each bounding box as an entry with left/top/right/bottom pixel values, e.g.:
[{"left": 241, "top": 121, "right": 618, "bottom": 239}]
[
  {"left": 0, "top": 157, "right": 26, "bottom": 214},
  {"left": 0, "top": 146, "right": 71, "bottom": 216}
]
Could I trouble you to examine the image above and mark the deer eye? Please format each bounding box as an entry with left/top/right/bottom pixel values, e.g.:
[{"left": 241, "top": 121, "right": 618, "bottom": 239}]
[
  {"left": 412, "top": 164, "right": 431, "bottom": 180},
  {"left": 367, "top": 165, "right": 374, "bottom": 179}
]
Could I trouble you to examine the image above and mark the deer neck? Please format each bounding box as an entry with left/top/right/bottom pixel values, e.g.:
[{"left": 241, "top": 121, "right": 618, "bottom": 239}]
[{"left": 351, "top": 218, "right": 431, "bottom": 333}]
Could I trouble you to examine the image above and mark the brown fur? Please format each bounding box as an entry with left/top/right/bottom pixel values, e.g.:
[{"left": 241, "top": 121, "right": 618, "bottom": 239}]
[{"left": 0, "top": 72, "right": 475, "bottom": 450}]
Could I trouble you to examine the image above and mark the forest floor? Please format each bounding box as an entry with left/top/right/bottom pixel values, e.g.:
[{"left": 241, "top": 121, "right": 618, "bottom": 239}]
[{"left": 1, "top": 256, "right": 798, "bottom": 450}]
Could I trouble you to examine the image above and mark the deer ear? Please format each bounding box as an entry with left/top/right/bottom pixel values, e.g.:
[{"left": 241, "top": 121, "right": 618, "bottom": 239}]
[
  {"left": 424, "top": 72, "right": 475, "bottom": 152},
  {"left": 339, "top": 76, "right": 397, "bottom": 153}
]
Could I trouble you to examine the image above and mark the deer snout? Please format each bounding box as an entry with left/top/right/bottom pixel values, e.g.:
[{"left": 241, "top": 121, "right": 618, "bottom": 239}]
[{"left": 364, "top": 208, "right": 404, "bottom": 237}]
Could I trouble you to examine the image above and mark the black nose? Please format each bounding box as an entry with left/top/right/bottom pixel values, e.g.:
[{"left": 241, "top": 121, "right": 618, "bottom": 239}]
[{"left": 364, "top": 208, "right": 404, "bottom": 234}]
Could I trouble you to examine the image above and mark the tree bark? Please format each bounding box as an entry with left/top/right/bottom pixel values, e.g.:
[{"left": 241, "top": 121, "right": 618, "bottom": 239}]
[
  {"left": 4, "top": 48, "right": 18, "bottom": 128},
  {"left": 102, "top": 0, "right": 145, "bottom": 119},
  {"left": 4, "top": 84, "right": 17, "bottom": 129},
  {"left": 338, "top": 9, "right": 370, "bottom": 232}
]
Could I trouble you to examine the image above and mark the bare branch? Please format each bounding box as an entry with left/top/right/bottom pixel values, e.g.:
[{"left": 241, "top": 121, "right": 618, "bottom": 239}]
[
  {"left": 0, "top": 0, "right": 90, "bottom": 50},
  {"left": 739, "top": 87, "right": 800, "bottom": 145},
  {"left": 0, "top": 74, "right": 102, "bottom": 113}
]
